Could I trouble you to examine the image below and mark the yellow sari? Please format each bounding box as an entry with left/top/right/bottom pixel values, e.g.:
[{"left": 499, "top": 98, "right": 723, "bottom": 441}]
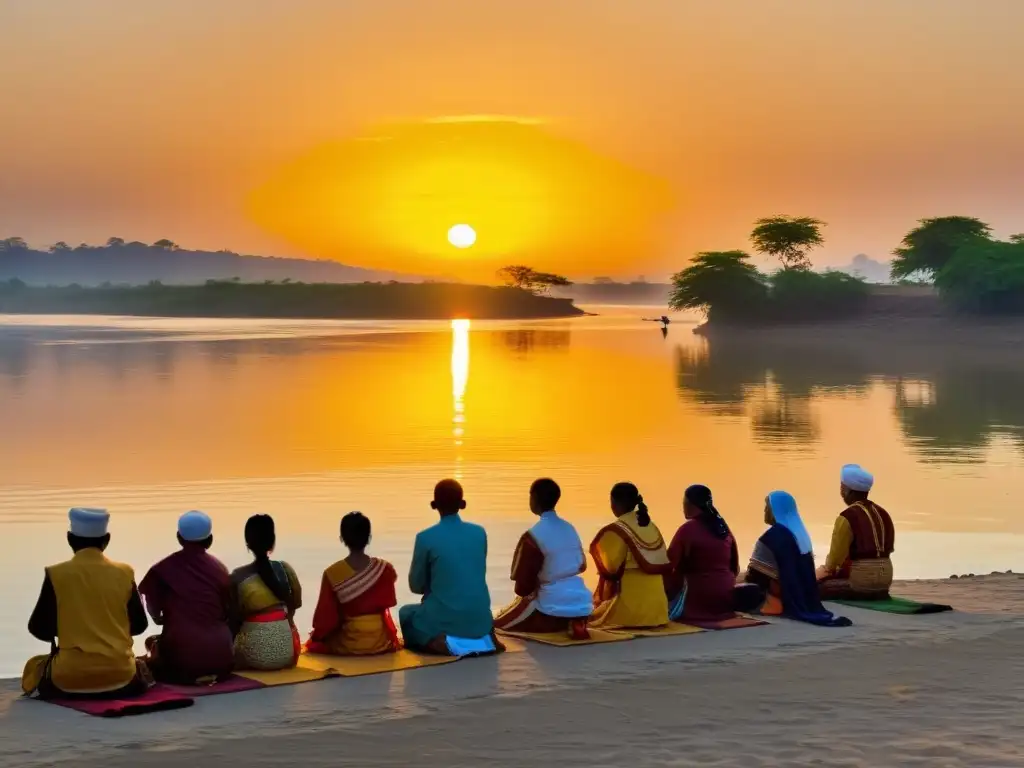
[{"left": 589, "top": 511, "right": 671, "bottom": 629}]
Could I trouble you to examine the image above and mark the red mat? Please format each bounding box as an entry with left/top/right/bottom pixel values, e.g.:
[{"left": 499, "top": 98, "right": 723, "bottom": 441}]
[
  {"left": 46, "top": 685, "right": 195, "bottom": 717},
  {"left": 163, "top": 674, "right": 265, "bottom": 698},
  {"left": 681, "top": 615, "right": 768, "bottom": 631}
]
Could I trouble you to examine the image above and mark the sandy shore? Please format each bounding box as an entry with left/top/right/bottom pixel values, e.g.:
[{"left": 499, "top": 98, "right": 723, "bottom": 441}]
[{"left": 2, "top": 575, "right": 1022, "bottom": 768}]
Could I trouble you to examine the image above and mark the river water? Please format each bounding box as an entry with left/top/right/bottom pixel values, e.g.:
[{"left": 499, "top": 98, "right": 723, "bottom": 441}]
[{"left": 2, "top": 307, "right": 1023, "bottom": 675}]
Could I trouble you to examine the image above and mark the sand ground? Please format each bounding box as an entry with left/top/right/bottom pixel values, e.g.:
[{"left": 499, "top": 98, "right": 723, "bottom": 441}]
[{"left": 1, "top": 575, "right": 1022, "bottom": 768}]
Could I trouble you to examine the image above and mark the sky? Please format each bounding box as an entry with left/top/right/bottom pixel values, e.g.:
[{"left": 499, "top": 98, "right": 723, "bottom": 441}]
[{"left": 1, "top": 0, "right": 1023, "bottom": 280}]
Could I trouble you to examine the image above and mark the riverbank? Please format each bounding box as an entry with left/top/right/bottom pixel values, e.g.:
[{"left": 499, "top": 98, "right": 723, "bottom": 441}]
[
  {"left": 0, "top": 281, "right": 585, "bottom": 320},
  {"left": 692, "top": 284, "right": 1024, "bottom": 344},
  {"left": 2, "top": 575, "right": 1021, "bottom": 768}
]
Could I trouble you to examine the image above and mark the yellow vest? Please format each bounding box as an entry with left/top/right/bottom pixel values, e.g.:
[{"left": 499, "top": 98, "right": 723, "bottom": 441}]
[{"left": 47, "top": 549, "right": 137, "bottom": 693}]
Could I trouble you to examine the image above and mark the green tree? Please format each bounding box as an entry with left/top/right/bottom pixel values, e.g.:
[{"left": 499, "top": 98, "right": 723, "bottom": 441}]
[
  {"left": 152, "top": 238, "right": 180, "bottom": 250},
  {"left": 890, "top": 216, "right": 991, "bottom": 279},
  {"left": 768, "top": 268, "right": 868, "bottom": 321},
  {"left": 669, "top": 251, "right": 768, "bottom": 321},
  {"left": 1009, "top": 233, "right": 1024, "bottom": 245},
  {"left": 497, "top": 265, "right": 572, "bottom": 294},
  {"left": 934, "top": 238, "right": 1024, "bottom": 313},
  {"left": 49, "top": 241, "right": 71, "bottom": 253},
  {"left": 106, "top": 237, "right": 126, "bottom": 248},
  {"left": 750, "top": 216, "right": 825, "bottom": 269}
]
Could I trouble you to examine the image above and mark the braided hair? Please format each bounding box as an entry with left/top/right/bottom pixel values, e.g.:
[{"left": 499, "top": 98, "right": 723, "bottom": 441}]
[
  {"left": 684, "top": 484, "right": 730, "bottom": 539},
  {"left": 611, "top": 482, "right": 651, "bottom": 527},
  {"left": 244, "top": 514, "right": 292, "bottom": 606}
]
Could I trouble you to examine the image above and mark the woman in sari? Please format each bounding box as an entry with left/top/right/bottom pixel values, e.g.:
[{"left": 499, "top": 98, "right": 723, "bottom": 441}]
[
  {"left": 230, "top": 514, "right": 303, "bottom": 670},
  {"left": 744, "top": 491, "right": 850, "bottom": 627},
  {"left": 589, "top": 483, "right": 671, "bottom": 629},
  {"left": 305, "top": 512, "right": 401, "bottom": 656},
  {"left": 665, "top": 485, "right": 764, "bottom": 623}
]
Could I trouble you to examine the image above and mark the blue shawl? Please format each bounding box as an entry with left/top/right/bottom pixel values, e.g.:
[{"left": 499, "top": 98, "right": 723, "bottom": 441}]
[{"left": 758, "top": 525, "right": 851, "bottom": 627}]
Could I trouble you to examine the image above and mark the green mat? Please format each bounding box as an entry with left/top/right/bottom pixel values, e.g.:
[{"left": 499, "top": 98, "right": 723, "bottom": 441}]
[{"left": 831, "top": 596, "right": 952, "bottom": 614}]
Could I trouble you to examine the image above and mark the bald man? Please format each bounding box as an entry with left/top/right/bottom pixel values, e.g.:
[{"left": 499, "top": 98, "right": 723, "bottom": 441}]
[
  {"left": 399, "top": 480, "right": 496, "bottom": 654},
  {"left": 817, "top": 464, "right": 895, "bottom": 600}
]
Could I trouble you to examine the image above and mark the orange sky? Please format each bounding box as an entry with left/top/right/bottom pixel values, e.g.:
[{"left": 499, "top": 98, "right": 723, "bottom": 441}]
[{"left": 2, "top": 1, "right": 1023, "bottom": 279}]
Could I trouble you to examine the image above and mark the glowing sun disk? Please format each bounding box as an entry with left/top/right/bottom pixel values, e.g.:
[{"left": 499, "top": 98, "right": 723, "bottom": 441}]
[{"left": 448, "top": 223, "right": 477, "bottom": 249}]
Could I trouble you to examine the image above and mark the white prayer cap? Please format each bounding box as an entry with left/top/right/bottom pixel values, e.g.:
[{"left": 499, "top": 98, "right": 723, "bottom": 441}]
[
  {"left": 178, "top": 510, "right": 212, "bottom": 542},
  {"left": 69, "top": 507, "right": 110, "bottom": 538},
  {"left": 841, "top": 464, "right": 874, "bottom": 493}
]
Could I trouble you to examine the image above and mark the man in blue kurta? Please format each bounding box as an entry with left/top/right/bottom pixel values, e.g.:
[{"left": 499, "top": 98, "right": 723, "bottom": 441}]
[{"left": 399, "top": 479, "right": 495, "bottom": 654}]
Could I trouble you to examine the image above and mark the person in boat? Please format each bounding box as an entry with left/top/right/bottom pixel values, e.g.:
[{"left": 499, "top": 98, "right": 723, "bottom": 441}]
[
  {"left": 139, "top": 510, "right": 234, "bottom": 683},
  {"left": 230, "top": 514, "right": 303, "bottom": 670},
  {"left": 493, "top": 478, "right": 592, "bottom": 638},
  {"left": 399, "top": 480, "right": 498, "bottom": 655},
  {"left": 664, "top": 485, "right": 764, "bottom": 623},
  {"left": 744, "top": 491, "right": 850, "bottom": 627},
  {"left": 817, "top": 464, "right": 895, "bottom": 600},
  {"left": 305, "top": 512, "right": 401, "bottom": 656},
  {"left": 589, "top": 482, "right": 671, "bottom": 629},
  {"left": 22, "top": 508, "right": 153, "bottom": 699}
]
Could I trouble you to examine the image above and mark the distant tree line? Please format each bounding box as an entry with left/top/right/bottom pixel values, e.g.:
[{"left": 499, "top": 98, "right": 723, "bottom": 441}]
[
  {"left": 0, "top": 280, "right": 584, "bottom": 320},
  {"left": 0, "top": 237, "right": 402, "bottom": 286},
  {"left": 668, "top": 216, "right": 868, "bottom": 324},
  {"left": 669, "top": 215, "right": 1024, "bottom": 324}
]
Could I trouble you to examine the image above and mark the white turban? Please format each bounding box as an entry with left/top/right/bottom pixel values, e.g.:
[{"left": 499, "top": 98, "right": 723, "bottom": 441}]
[
  {"left": 178, "top": 510, "right": 213, "bottom": 542},
  {"left": 69, "top": 507, "right": 110, "bottom": 538},
  {"left": 841, "top": 464, "right": 874, "bottom": 493}
]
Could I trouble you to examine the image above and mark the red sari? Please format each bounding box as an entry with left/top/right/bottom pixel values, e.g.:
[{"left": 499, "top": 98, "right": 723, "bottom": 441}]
[{"left": 305, "top": 558, "right": 400, "bottom": 656}]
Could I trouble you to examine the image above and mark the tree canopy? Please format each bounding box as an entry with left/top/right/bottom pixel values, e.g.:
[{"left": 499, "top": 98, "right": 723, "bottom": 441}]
[
  {"left": 890, "top": 216, "right": 992, "bottom": 279},
  {"left": 669, "top": 251, "right": 768, "bottom": 321},
  {"left": 496, "top": 265, "right": 573, "bottom": 294},
  {"left": 934, "top": 238, "right": 1024, "bottom": 313},
  {"left": 750, "top": 216, "right": 825, "bottom": 269}
]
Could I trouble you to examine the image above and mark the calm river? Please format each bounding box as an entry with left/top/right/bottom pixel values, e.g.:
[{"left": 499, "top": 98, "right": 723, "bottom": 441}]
[{"left": 2, "top": 307, "right": 1023, "bottom": 674}]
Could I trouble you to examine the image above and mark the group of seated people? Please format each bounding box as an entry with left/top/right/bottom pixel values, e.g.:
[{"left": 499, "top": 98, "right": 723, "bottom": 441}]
[{"left": 22, "top": 464, "right": 892, "bottom": 701}]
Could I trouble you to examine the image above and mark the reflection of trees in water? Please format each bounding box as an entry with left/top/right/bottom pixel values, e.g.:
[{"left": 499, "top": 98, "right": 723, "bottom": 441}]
[
  {"left": 0, "top": 333, "right": 340, "bottom": 389},
  {"left": 497, "top": 329, "right": 571, "bottom": 356},
  {"left": 675, "top": 339, "right": 870, "bottom": 448},
  {"left": 750, "top": 387, "right": 820, "bottom": 447},
  {"left": 676, "top": 335, "right": 1024, "bottom": 460},
  {"left": 895, "top": 369, "right": 1024, "bottom": 461},
  {"left": 0, "top": 339, "right": 35, "bottom": 393}
]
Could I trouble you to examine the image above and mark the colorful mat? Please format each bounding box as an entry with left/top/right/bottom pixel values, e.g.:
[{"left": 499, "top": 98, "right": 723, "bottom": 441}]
[
  {"left": 683, "top": 615, "right": 769, "bottom": 630},
  {"left": 608, "top": 623, "right": 705, "bottom": 638},
  {"left": 302, "top": 650, "right": 458, "bottom": 677},
  {"left": 235, "top": 655, "right": 343, "bottom": 686},
  {"left": 45, "top": 685, "right": 195, "bottom": 718},
  {"left": 164, "top": 674, "right": 265, "bottom": 697},
  {"left": 831, "top": 596, "right": 953, "bottom": 614},
  {"left": 497, "top": 627, "right": 635, "bottom": 647}
]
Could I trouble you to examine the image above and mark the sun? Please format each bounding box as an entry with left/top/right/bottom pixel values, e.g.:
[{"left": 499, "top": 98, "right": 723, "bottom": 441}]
[{"left": 447, "top": 223, "right": 477, "bottom": 249}]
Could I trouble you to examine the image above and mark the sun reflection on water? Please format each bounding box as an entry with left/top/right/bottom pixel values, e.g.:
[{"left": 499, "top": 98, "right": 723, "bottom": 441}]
[{"left": 450, "top": 319, "right": 470, "bottom": 477}]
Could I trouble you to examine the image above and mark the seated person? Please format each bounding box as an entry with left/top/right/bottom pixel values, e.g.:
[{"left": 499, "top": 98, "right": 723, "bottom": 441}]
[
  {"left": 589, "top": 483, "right": 671, "bottom": 629},
  {"left": 23, "top": 508, "right": 153, "bottom": 699},
  {"left": 494, "top": 478, "right": 592, "bottom": 638},
  {"left": 139, "top": 511, "right": 234, "bottom": 684},
  {"left": 817, "top": 464, "right": 895, "bottom": 600},
  {"left": 399, "top": 480, "right": 497, "bottom": 655},
  {"left": 306, "top": 512, "right": 401, "bottom": 656},
  {"left": 665, "top": 485, "right": 764, "bottom": 623},
  {"left": 744, "top": 491, "right": 850, "bottom": 627},
  {"left": 230, "top": 514, "right": 303, "bottom": 671}
]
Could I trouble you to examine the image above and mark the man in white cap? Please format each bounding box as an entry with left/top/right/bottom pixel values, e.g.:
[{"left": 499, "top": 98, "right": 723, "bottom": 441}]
[
  {"left": 817, "top": 464, "right": 896, "bottom": 600},
  {"left": 138, "top": 511, "right": 233, "bottom": 683},
  {"left": 23, "top": 508, "right": 151, "bottom": 698}
]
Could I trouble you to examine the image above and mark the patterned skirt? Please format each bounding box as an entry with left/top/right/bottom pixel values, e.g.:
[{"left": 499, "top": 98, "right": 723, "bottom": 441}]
[{"left": 235, "top": 617, "right": 298, "bottom": 671}]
